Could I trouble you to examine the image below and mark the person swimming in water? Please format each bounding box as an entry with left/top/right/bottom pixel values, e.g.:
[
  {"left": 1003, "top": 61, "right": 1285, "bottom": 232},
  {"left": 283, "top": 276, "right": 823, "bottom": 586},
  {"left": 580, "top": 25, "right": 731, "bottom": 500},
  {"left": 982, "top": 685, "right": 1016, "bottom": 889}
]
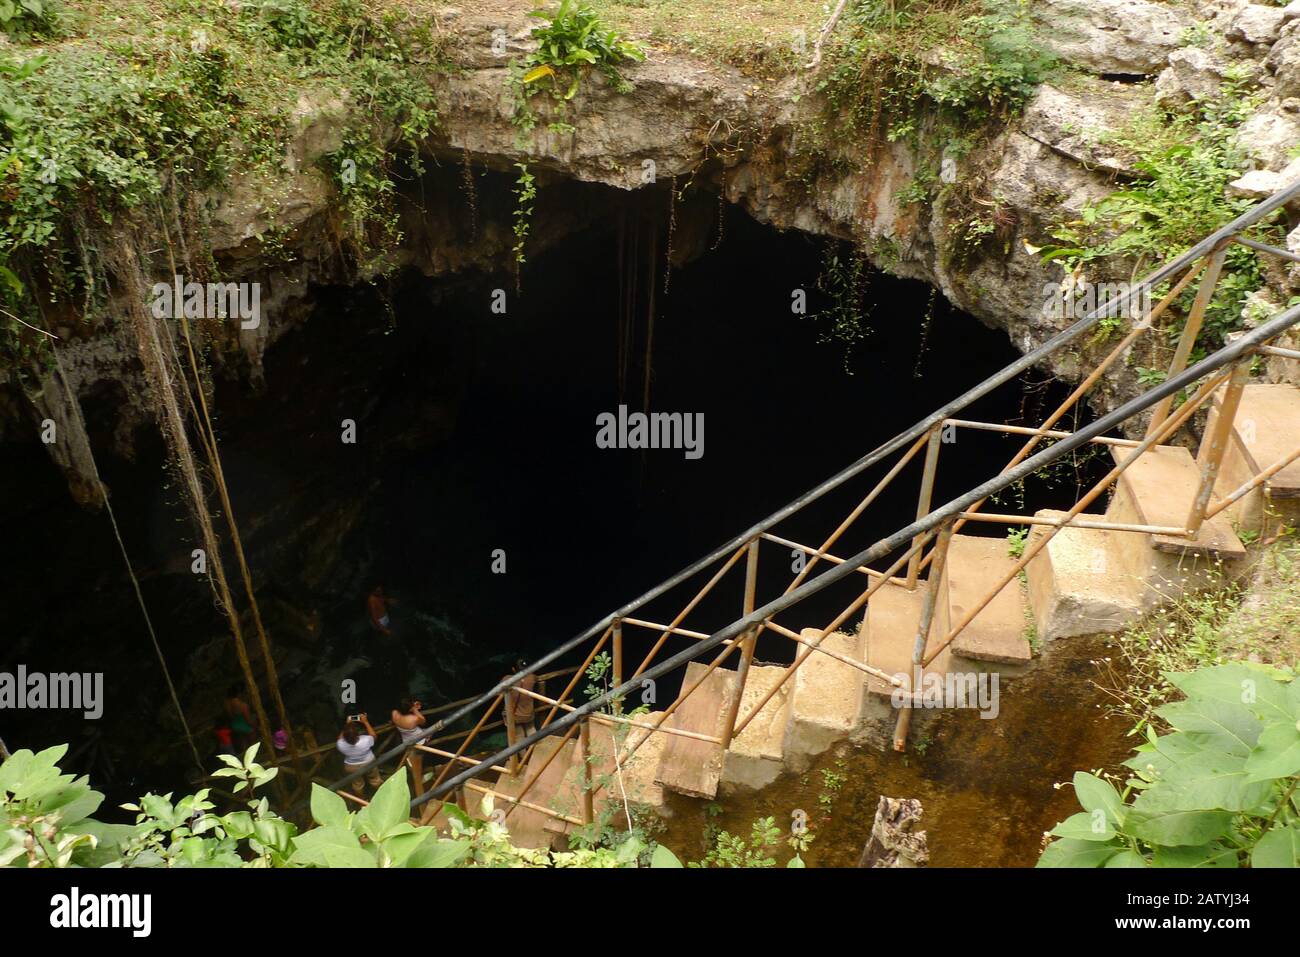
[
  {"left": 223, "top": 683, "right": 255, "bottom": 751},
  {"left": 367, "top": 583, "right": 398, "bottom": 637}
]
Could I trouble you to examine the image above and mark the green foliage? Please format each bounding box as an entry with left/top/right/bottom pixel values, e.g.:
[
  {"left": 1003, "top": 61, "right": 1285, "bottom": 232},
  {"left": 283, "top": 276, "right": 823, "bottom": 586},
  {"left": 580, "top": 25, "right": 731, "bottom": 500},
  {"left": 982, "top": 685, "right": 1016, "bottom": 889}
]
[
  {"left": 0, "top": 0, "right": 441, "bottom": 365},
  {"left": 0, "top": 744, "right": 110, "bottom": 868},
  {"left": 817, "top": 762, "right": 848, "bottom": 816},
  {"left": 819, "top": 0, "right": 1055, "bottom": 154},
  {"left": 0, "top": 742, "right": 709, "bottom": 868},
  {"left": 692, "top": 815, "right": 783, "bottom": 868},
  {"left": 512, "top": 162, "right": 537, "bottom": 280},
  {"left": 690, "top": 812, "right": 810, "bottom": 868},
  {"left": 2, "top": 744, "right": 296, "bottom": 868},
  {"left": 810, "top": 245, "right": 873, "bottom": 370},
  {"left": 522, "top": 0, "right": 645, "bottom": 96},
  {"left": 1005, "top": 525, "right": 1029, "bottom": 559},
  {"left": 512, "top": 0, "right": 644, "bottom": 135},
  {"left": 584, "top": 649, "right": 614, "bottom": 702},
  {"left": 1040, "top": 70, "right": 1282, "bottom": 354},
  {"left": 1094, "top": 578, "right": 1244, "bottom": 740},
  {"left": 0, "top": 0, "right": 62, "bottom": 41},
  {"left": 1039, "top": 663, "right": 1300, "bottom": 868}
]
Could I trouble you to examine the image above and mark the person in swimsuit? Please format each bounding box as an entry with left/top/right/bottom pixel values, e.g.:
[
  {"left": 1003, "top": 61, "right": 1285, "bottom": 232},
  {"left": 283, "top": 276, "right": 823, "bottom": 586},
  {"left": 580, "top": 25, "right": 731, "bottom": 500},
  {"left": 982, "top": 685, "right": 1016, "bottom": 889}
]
[
  {"left": 505, "top": 659, "right": 538, "bottom": 743},
  {"left": 392, "top": 697, "right": 428, "bottom": 796},
  {"left": 336, "top": 713, "right": 383, "bottom": 796},
  {"left": 223, "top": 684, "right": 256, "bottom": 752},
  {"left": 367, "top": 584, "right": 397, "bottom": 637}
]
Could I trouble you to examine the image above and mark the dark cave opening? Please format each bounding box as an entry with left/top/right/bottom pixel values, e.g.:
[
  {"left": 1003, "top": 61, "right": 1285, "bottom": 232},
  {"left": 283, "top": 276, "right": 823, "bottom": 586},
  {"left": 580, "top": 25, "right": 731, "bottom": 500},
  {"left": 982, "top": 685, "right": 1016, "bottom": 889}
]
[{"left": 0, "top": 171, "right": 1110, "bottom": 800}]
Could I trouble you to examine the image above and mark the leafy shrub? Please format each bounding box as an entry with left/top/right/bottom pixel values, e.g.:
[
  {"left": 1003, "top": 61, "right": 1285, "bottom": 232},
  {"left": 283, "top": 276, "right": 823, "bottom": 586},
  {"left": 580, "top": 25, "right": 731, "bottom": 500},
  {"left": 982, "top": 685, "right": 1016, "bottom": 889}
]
[
  {"left": 0, "top": 0, "right": 62, "bottom": 41},
  {"left": 1040, "top": 70, "right": 1282, "bottom": 353},
  {"left": 522, "top": 0, "right": 645, "bottom": 96},
  {"left": 819, "top": 0, "right": 1055, "bottom": 153},
  {"left": 1039, "top": 663, "right": 1300, "bottom": 868},
  {"left": 0, "top": 0, "right": 440, "bottom": 366},
  {"left": 0, "top": 742, "right": 791, "bottom": 868},
  {"left": 512, "top": 0, "right": 644, "bottom": 134}
]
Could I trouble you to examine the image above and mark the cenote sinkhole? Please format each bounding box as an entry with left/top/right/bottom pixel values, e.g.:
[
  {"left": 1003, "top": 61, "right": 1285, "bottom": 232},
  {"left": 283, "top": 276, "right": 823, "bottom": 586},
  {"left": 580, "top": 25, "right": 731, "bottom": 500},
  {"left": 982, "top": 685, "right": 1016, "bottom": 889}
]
[{"left": 1, "top": 179, "right": 1127, "bottom": 860}]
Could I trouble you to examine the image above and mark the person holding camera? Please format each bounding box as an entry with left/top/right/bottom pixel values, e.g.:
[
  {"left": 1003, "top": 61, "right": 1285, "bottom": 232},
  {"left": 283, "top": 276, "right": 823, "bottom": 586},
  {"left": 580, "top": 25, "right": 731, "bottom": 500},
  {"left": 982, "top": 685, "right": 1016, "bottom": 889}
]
[
  {"left": 336, "top": 713, "right": 383, "bottom": 796},
  {"left": 392, "top": 697, "right": 429, "bottom": 796}
]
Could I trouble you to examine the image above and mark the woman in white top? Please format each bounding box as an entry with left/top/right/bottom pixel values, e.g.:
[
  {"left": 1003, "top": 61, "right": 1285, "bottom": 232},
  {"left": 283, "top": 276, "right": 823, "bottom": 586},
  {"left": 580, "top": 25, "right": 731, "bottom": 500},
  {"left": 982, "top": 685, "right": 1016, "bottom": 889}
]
[{"left": 337, "top": 713, "right": 383, "bottom": 795}]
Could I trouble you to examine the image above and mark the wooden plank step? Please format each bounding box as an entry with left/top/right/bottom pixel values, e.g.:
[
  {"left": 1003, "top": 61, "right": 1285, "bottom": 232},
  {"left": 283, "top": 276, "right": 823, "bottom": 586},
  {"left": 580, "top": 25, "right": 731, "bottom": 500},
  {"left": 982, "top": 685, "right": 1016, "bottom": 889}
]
[
  {"left": 654, "top": 661, "right": 737, "bottom": 800},
  {"left": 1108, "top": 445, "right": 1246, "bottom": 559},
  {"left": 1227, "top": 384, "right": 1300, "bottom": 496},
  {"left": 943, "top": 534, "right": 1032, "bottom": 666}
]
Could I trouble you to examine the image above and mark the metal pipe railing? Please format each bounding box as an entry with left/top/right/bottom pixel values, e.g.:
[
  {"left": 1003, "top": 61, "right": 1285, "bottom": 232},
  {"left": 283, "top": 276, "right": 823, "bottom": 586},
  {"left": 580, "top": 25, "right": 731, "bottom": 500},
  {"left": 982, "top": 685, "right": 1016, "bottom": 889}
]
[{"left": 413, "top": 299, "right": 1300, "bottom": 808}]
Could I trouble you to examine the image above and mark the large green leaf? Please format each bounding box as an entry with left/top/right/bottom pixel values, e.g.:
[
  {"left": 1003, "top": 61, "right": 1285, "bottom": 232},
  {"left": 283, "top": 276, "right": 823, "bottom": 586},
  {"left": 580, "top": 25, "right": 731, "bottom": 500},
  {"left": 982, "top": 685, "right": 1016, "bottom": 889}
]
[
  {"left": 1126, "top": 796, "right": 1234, "bottom": 847},
  {"left": 1152, "top": 842, "right": 1238, "bottom": 868},
  {"left": 288, "top": 825, "right": 375, "bottom": 868},
  {"left": 1245, "top": 720, "right": 1300, "bottom": 783},
  {"left": 1155, "top": 697, "right": 1263, "bottom": 756},
  {"left": 253, "top": 818, "right": 294, "bottom": 854},
  {"left": 0, "top": 749, "right": 34, "bottom": 794},
  {"left": 1156, "top": 747, "right": 1273, "bottom": 812},
  {"left": 1035, "top": 838, "right": 1123, "bottom": 868},
  {"left": 355, "top": 770, "right": 410, "bottom": 842},
  {"left": 310, "top": 784, "right": 352, "bottom": 829},
  {"left": 1168, "top": 665, "right": 1294, "bottom": 725},
  {"left": 1073, "top": 772, "right": 1124, "bottom": 827},
  {"left": 650, "top": 844, "right": 684, "bottom": 868},
  {"left": 1050, "top": 811, "right": 1116, "bottom": 842},
  {"left": 1250, "top": 825, "right": 1300, "bottom": 868},
  {"left": 1125, "top": 730, "right": 1204, "bottom": 780},
  {"left": 67, "top": 820, "right": 134, "bottom": 867},
  {"left": 41, "top": 779, "right": 103, "bottom": 826},
  {"left": 381, "top": 827, "right": 435, "bottom": 867},
  {"left": 1104, "top": 850, "right": 1148, "bottom": 868},
  {"left": 405, "top": 838, "right": 473, "bottom": 868}
]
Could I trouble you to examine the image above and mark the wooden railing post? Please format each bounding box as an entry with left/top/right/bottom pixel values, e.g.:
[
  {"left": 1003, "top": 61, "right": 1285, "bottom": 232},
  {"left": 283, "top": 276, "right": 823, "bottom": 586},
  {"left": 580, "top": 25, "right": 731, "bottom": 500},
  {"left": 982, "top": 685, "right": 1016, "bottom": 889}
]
[
  {"left": 894, "top": 521, "right": 953, "bottom": 752},
  {"left": 1145, "top": 244, "right": 1228, "bottom": 439},
  {"left": 578, "top": 717, "right": 594, "bottom": 827},
  {"left": 1187, "top": 360, "right": 1250, "bottom": 536},
  {"left": 719, "top": 538, "right": 760, "bottom": 750},
  {"left": 504, "top": 698, "right": 519, "bottom": 775},
  {"left": 906, "top": 425, "right": 943, "bottom": 590},
  {"left": 612, "top": 619, "right": 624, "bottom": 714}
]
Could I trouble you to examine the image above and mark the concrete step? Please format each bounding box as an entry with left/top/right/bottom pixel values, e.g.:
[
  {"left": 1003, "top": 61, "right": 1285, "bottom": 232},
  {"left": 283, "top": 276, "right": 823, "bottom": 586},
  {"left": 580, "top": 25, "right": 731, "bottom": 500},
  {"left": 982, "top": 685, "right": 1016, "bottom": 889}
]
[
  {"left": 542, "top": 709, "right": 675, "bottom": 841},
  {"left": 783, "top": 628, "right": 865, "bottom": 772},
  {"left": 861, "top": 578, "right": 951, "bottom": 701},
  {"left": 654, "top": 661, "right": 737, "bottom": 800},
  {"left": 487, "top": 736, "right": 579, "bottom": 849},
  {"left": 938, "top": 534, "right": 1033, "bottom": 670},
  {"left": 1107, "top": 444, "right": 1246, "bottom": 556},
  {"left": 720, "top": 663, "right": 792, "bottom": 792},
  {"left": 1025, "top": 509, "right": 1143, "bottom": 640},
  {"left": 1105, "top": 444, "right": 1246, "bottom": 607},
  {"left": 1209, "top": 383, "right": 1300, "bottom": 534},
  {"left": 611, "top": 711, "right": 671, "bottom": 815}
]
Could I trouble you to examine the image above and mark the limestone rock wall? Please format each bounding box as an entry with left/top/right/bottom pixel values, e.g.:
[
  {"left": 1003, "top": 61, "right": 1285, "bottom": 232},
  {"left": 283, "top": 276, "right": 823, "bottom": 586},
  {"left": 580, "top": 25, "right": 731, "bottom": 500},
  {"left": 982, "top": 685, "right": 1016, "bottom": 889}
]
[{"left": 13, "top": 0, "right": 1300, "bottom": 497}]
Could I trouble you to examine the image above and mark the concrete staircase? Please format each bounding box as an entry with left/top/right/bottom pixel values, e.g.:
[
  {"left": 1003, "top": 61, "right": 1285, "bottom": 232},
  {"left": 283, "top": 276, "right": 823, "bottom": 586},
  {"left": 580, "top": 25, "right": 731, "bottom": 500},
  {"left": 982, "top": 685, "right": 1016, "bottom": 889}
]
[
  {"left": 1206, "top": 383, "right": 1300, "bottom": 535},
  {"left": 472, "top": 385, "right": 1298, "bottom": 848}
]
